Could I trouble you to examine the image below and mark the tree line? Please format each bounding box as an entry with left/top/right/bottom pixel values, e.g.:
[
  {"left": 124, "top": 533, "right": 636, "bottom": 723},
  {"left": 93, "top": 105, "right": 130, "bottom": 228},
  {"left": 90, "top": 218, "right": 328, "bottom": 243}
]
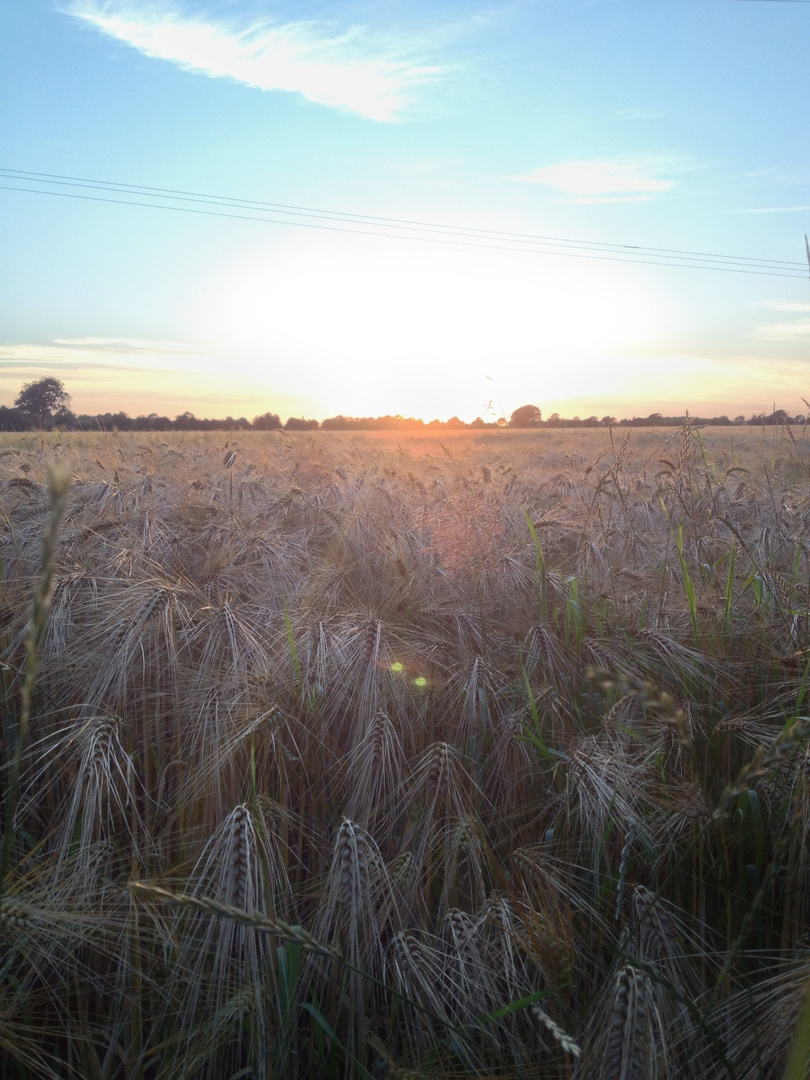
[
  {"left": 1, "top": 378, "right": 804, "bottom": 433},
  {"left": 507, "top": 403, "right": 805, "bottom": 428}
]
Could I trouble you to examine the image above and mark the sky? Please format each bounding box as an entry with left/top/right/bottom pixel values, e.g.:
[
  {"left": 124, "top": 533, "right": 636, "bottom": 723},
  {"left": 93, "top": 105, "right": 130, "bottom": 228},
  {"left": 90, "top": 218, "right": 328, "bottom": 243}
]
[{"left": 2, "top": 0, "right": 810, "bottom": 424}]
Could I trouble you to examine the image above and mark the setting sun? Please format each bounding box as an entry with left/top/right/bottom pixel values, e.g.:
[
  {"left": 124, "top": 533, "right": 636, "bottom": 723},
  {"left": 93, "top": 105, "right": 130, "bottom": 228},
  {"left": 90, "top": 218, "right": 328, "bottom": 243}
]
[{"left": 195, "top": 234, "right": 672, "bottom": 419}]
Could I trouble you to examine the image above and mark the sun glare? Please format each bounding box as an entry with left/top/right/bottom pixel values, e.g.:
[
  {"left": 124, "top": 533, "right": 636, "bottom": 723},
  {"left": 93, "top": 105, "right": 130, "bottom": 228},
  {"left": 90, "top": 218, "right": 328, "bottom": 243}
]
[{"left": 197, "top": 236, "right": 670, "bottom": 419}]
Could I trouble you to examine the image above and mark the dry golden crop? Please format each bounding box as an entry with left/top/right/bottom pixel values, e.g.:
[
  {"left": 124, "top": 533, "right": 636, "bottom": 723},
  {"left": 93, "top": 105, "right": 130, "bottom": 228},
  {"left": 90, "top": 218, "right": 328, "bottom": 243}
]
[{"left": 1, "top": 423, "right": 809, "bottom": 1078}]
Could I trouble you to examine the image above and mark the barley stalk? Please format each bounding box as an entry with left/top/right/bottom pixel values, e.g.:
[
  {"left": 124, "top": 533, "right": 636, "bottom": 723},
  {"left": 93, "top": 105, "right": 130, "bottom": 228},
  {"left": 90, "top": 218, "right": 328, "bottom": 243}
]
[{"left": 128, "top": 882, "right": 338, "bottom": 957}]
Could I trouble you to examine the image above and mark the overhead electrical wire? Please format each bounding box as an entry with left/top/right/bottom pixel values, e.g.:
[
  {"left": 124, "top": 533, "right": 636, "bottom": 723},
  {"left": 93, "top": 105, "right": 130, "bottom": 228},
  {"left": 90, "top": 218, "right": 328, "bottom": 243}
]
[{"left": 2, "top": 167, "right": 808, "bottom": 280}]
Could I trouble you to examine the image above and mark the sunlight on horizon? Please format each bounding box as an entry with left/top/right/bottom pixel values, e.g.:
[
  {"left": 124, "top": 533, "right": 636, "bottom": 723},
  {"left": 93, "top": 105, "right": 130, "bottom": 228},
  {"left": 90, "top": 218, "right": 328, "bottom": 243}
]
[{"left": 195, "top": 236, "right": 673, "bottom": 419}]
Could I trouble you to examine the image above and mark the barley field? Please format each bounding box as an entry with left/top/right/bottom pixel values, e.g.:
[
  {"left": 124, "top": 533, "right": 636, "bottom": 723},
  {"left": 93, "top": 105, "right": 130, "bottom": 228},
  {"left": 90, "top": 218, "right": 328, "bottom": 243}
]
[{"left": 1, "top": 423, "right": 809, "bottom": 1080}]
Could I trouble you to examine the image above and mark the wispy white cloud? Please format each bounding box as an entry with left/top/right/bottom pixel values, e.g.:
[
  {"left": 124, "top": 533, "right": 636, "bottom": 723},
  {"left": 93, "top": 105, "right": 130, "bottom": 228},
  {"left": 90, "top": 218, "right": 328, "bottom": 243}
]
[
  {"left": 754, "top": 301, "right": 810, "bottom": 341},
  {"left": 755, "top": 319, "right": 810, "bottom": 342},
  {"left": 52, "top": 336, "right": 202, "bottom": 354},
  {"left": 756, "top": 299, "right": 810, "bottom": 314},
  {"left": 0, "top": 338, "right": 204, "bottom": 373},
  {"left": 510, "top": 157, "right": 678, "bottom": 203},
  {"left": 733, "top": 205, "right": 810, "bottom": 214},
  {"left": 64, "top": 1, "right": 444, "bottom": 121}
]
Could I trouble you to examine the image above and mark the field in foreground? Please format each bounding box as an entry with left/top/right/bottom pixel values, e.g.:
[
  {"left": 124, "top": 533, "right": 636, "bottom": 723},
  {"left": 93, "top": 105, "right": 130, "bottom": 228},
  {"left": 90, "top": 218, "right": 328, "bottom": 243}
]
[{"left": 1, "top": 424, "right": 809, "bottom": 1079}]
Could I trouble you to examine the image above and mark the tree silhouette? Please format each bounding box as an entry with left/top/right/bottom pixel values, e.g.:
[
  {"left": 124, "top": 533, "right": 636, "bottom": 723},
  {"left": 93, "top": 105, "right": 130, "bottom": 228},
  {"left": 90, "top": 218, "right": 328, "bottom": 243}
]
[
  {"left": 252, "top": 411, "right": 282, "bottom": 430},
  {"left": 509, "top": 404, "right": 542, "bottom": 427},
  {"left": 15, "top": 378, "right": 71, "bottom": 428}
]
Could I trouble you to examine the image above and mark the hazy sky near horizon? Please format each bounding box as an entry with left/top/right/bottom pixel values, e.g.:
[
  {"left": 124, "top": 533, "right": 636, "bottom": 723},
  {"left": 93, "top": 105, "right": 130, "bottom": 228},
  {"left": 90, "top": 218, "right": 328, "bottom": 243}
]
[{"left": 2, "top": 0, "right": 810, "bottom": 423}]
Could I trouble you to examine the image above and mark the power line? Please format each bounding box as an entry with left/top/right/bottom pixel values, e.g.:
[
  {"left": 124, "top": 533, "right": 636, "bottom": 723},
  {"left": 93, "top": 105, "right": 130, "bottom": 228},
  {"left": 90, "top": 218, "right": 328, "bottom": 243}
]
[
  {"left": 2, "top": 168, "right": 803, "bottom": 269},
  {"left": 1, "top": 167, "right": 808, "bottom": 279},
  {"left": 5, "top": 168, "right": 804, "bottom": 269}
]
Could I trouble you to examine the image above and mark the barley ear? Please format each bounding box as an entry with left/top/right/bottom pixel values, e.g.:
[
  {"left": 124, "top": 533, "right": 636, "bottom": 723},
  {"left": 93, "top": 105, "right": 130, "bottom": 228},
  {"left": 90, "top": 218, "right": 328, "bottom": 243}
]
[{"left": 1, "top": 465, "right": 70, "bottom": 895}]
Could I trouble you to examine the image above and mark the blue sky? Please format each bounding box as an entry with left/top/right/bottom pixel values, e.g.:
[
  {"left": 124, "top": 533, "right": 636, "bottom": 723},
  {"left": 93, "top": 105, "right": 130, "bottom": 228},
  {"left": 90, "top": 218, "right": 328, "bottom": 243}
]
[{"left": 2, "top": 0, "right": 809, "bottom": 422}]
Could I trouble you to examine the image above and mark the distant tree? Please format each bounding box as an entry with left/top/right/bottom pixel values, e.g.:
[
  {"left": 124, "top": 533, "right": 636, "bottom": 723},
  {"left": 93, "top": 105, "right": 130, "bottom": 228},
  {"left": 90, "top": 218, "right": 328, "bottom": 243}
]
[
  {"left": 105, "top": 411, "right": 133, "bottom": 431},
  {"left": 749, "top": 408, "right": 790, "bottom": 426},
  {"left": 15, "top": 377, "right": 71, "bottom": 428},
  {"left": 252, "top": 412, "right": 282, "bottom": 430},
  {"left": 0, "top": 405, "right": 24, "bottom": 432},
  {"left": 284, "top": 416, "right": 319, "bottom": 431},
  {"left": 509, "top": 404, "right": 542, "bottom": 427}
]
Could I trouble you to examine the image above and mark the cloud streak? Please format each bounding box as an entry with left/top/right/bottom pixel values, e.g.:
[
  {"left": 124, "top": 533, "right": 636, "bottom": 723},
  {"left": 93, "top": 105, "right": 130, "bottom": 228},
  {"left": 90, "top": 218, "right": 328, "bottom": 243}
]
[
  {"left": 756, "top": 299, "right": 810, "bottom": 314},
  {"left": 52, "top": 336, "right": 203, "bottom": 354},
  {"left": 0, "top": 338, "right": 204, "bottom": 373},
  {"left": 510, "top": 157, "right": 678, "bottom": 203},
  {"left": 754, "top": 300, "right": 810, "bottom": 342},
  {"left": 65, "top": 1, "right": 444, "bottom": 121},
  {"left": 733, "top": 206, "right": 810, "bottom": 214},
  {"left": 755, "top": 320, "right": 810, "bottom": 342}
]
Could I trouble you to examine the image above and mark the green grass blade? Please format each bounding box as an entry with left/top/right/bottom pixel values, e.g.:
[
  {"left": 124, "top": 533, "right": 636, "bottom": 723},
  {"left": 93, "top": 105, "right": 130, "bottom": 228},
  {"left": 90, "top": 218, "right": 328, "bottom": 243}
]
[{"left": 783, "top": 968, "right": 810, "bottom": 1080}]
